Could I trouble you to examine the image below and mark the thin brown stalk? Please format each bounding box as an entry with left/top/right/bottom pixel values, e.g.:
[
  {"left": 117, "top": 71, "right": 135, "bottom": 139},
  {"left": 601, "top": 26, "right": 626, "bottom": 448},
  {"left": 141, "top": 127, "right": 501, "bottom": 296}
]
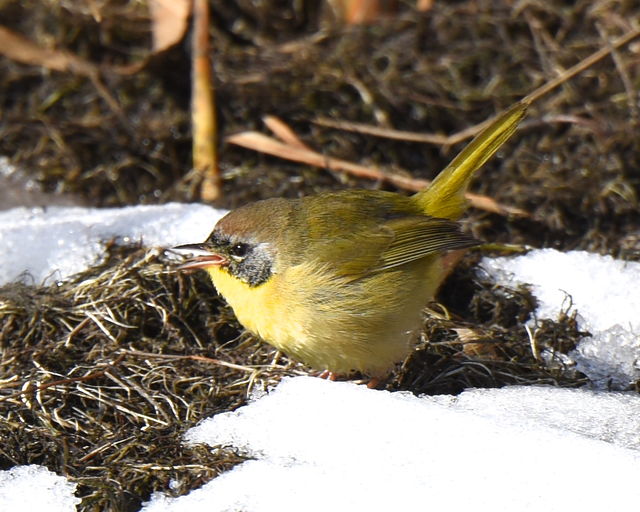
[{"left": 192, "top": 0, "right": 221, "bottom": 201}]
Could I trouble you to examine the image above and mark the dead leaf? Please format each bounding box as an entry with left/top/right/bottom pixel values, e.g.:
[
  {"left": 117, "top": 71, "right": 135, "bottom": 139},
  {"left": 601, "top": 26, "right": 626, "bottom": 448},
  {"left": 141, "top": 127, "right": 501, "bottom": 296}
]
[
  {"left": 262, "top": 115, "right": 312, "bottom": 151},
  {"left": 149, "top": 0, "right": 191, "bottom": 53}
]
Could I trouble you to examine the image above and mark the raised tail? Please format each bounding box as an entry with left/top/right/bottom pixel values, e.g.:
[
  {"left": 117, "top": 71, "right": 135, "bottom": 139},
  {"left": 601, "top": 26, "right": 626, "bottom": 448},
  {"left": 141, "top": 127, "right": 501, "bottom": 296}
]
[{"left": 414, "top": 101, "right": 528, "bottom": 220}]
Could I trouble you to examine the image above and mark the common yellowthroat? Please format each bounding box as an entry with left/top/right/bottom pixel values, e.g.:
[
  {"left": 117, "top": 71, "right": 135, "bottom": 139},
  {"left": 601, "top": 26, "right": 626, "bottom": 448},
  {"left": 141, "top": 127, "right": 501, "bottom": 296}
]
[{"left": 177, "top": 102, "right": 527, "bottom": 377}]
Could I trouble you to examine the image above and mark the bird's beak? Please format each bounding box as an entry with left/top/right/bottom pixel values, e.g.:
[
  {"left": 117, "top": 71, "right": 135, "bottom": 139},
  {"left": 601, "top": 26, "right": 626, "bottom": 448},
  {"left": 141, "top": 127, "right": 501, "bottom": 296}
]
[{"left": 173, "top": 243, "right": 228, "bottom": 270}]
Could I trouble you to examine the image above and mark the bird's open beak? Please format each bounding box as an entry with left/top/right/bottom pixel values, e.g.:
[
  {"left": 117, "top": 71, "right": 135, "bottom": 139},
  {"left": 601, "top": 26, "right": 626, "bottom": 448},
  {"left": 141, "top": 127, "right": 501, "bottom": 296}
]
[{"left": 173, "top": 243, "right": 228, "bottom": 270}]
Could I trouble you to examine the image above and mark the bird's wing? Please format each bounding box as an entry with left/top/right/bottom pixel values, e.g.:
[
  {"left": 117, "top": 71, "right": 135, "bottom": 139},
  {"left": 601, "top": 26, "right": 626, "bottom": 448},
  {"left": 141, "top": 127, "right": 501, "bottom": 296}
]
[
  {"left": 316, "top": 216, "right": 477, "bottom": 279},
  {"left": 374, "top": 216, "right": 478, "bottom": 272}
]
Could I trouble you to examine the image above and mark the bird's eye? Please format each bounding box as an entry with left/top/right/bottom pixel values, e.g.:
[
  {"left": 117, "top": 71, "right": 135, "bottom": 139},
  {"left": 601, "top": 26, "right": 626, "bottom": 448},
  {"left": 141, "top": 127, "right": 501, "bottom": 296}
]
[{"left": 229, "top": 243, "right": 249, "bottom": 258}]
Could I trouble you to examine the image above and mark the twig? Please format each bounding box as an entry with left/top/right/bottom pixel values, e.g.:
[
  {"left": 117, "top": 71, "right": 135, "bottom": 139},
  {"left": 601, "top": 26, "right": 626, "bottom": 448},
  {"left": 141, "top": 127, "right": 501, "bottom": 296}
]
[
  {"left": 522, "top": 25, "right": 640, "bottom": 106},
  {"left": 313, "top": 116, "right": 478, "bottom": 146}
]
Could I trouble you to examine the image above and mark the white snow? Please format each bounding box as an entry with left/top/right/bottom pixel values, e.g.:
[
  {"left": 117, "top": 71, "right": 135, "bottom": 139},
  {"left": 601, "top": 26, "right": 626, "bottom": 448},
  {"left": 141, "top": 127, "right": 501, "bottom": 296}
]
[
  {"left": 1, "top": 204, "right": 639, "bottom": 511},
  {"left": 481, "top": 249, "right": 640, "bottom": 388},
  {"left": 0, "top": 203, "right": 223, "bottom": 285},
  {"left": 141, "top": 377, "right": 640, "bottom": 512},
  {"left": 0, "top": 465, "right": 80, "bottom": 511}
]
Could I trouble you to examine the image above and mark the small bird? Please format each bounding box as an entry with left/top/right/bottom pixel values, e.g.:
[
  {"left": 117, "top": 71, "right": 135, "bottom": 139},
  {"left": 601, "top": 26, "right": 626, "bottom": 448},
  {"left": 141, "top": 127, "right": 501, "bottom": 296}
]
[{"left": 176, "top": 102, "right": 527, "bottom": 378}]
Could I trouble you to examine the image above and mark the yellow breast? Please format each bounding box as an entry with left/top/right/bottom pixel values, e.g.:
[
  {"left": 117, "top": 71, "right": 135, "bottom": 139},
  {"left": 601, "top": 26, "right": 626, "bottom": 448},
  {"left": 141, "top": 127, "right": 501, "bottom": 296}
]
[
  {"left": 206, "top": 256, "right": 444, "bottom": 377},
  {"left": 206, "top": 265, "right": 309, "bottom": 352}
]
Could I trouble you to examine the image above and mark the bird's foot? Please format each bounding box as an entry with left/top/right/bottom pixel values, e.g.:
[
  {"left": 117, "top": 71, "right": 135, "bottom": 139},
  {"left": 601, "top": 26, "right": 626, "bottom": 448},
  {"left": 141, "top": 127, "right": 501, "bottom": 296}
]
[
  {"left": 366, "top": 377, "right": 381, "bottom": 389},
  {"left": 315, "top": 371, "right": 385, "bottom": 389},
  {"left": 316, "top": 370, "right": 338, "bottom": 381}
]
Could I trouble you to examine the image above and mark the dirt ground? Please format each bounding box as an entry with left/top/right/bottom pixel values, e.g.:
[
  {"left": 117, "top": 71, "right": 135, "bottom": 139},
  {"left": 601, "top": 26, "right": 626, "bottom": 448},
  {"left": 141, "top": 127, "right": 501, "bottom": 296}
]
[{"left": 0, "top": 1, "right": 639, "bottom": 509}]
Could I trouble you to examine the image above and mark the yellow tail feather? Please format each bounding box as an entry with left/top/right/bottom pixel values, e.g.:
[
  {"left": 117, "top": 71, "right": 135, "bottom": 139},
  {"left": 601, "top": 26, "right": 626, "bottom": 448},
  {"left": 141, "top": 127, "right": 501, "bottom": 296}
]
[{"left": 414, "top": 101, "right": 528, "bottom": 220}]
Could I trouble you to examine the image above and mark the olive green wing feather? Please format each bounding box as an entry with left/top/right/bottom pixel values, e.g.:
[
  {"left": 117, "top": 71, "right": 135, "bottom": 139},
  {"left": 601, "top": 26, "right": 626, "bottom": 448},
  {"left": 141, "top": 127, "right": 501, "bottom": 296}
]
[
  {"left": 374, "top": 216, "right": 478, "bottom": 272},
  {"left": 310, "top": 215, "right": 477, "bottom": 278}
]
